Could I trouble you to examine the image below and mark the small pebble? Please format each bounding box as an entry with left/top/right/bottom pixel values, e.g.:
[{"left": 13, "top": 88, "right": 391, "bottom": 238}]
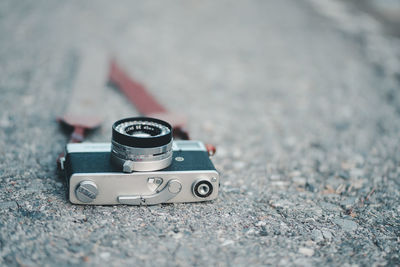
[
  {"left": 299, "top": 247, "right": 314, "bottom": 257},
  {"left": 0, "top": 201, "right": 18, "bottom": 210},
  {"left": 334, "top": 219, "right": 358, "bottom": 232},
  {"left": 311, "top": 229, "right": 324, "bottom": 243}
]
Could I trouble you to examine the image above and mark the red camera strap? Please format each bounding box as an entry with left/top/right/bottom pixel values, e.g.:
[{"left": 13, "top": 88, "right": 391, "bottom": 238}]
[
  {"left": 57, "top": 57, "right": 215, "bottom": 168},
  {"left": 109, "top": 60, "right": 190, "bottom": 140}
]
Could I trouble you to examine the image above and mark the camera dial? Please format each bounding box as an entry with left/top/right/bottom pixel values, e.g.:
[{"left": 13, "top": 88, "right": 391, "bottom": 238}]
[
  {"left": 111, "top": 117, "right": 173, "bottom": 172},
  {"left": 192, "top": 180, "right": 213, "bottom": 198}
]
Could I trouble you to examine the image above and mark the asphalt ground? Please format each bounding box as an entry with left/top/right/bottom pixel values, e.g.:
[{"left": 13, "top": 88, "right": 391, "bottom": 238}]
[
  {"left": 0, "top": 0, "right": 399, "bottom": 266},
  {"left": 347, "top": 0, "right": 400, "bottom": 36}
]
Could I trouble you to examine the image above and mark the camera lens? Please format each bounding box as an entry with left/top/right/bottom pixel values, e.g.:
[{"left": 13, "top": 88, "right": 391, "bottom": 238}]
[
  {"left": 111, "top": 117, "right": 173, "bottom": 171},
  {"left": 193, "top": 180, "right": 213, "bottom": 198}
]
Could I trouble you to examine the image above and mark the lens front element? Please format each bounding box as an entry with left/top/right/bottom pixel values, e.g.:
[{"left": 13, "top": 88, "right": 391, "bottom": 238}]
[{"left": 111, "top": 117, "right": 173, "bottom": 172}]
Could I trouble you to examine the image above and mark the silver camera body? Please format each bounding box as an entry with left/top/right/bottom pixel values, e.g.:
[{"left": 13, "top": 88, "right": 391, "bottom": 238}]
[{"left": 62, "top": 140, "right": 219, "bottom": 205}]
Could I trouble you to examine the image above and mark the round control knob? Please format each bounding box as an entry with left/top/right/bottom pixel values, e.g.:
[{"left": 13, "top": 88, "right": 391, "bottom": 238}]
[
  {"left": 75, "top": 181, "right": 98, "bottom": 203},
  {"left": 192, "top": 180, "right": 213, "bottom": 198},
  {"left": 168, "top": 180, "right": 182, "bottom": 194}
]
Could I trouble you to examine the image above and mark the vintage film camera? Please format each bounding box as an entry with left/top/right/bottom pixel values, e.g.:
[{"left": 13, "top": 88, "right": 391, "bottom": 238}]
[{"left": 61, "top": 117, "right": 219, "bottom": 205}]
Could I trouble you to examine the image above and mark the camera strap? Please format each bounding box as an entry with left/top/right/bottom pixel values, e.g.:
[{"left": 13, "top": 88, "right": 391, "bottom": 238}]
[
  {"left": 58, "top": 48, "right": 108, "bottom": 143},
  {"left": 109, "top": 60, "right": 216, "bottom": 155},
  {"left": 109, "top": 60, "right": 190, "bottom": 140},
  {"left": 58, "top": 57, "right": 215, "bottom": 161}
]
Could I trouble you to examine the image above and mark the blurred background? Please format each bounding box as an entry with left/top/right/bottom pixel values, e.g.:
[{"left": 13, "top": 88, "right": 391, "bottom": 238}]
[
  {"left": 349, "top": 0, "right": 400, "bottom": 35},
  {"left": 0, "top": 0, "right": 399, "bottom": 266}
]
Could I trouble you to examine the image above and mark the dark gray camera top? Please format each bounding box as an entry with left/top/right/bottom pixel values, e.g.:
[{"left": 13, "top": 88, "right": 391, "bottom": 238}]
[{"left": 64, "top": 142, "right": 217, "bottom": 176}]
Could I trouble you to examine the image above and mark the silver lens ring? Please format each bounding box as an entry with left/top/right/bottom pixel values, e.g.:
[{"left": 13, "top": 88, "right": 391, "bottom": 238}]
[
  {"left": 111, "top": 140, "right": 173, "bottom": 160},
  {"left": 112, "top": 142, "right": 173, "bottom": 162},
  {"left": 111, "top": 117, "right": 173, "bottom": 172},
  {"left": 111, "top": 152, "right": 173, "bottom": 172}
]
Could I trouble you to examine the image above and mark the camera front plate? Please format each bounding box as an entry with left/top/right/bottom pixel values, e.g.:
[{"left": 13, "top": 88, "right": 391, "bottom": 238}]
[
  {"left": 64, "top": 141, "right": 219, "bottom": 205},
  {"left": 69, "top": 170, "right": 219, "bottom": 205}
]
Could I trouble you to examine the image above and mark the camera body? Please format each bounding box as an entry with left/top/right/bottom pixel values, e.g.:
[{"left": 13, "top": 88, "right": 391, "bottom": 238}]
[{"left": 62, "top": 140, "right": 219, "bottom": 205}]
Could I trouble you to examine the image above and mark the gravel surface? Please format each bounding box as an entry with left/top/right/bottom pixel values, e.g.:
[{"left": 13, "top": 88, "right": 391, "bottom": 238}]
[{"left": 0, "top": 0, "right": 399, "bottom": 266}]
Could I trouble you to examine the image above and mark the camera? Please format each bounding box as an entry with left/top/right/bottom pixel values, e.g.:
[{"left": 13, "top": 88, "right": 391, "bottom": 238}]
[{"left": 60, "top": 117, "right": 219, "bottom": 205}]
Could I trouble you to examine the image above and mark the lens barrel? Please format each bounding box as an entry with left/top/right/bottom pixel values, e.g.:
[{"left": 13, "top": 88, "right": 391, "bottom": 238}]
[{"left": 111, "top": 117, "right": 173, "bottom": 172}]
